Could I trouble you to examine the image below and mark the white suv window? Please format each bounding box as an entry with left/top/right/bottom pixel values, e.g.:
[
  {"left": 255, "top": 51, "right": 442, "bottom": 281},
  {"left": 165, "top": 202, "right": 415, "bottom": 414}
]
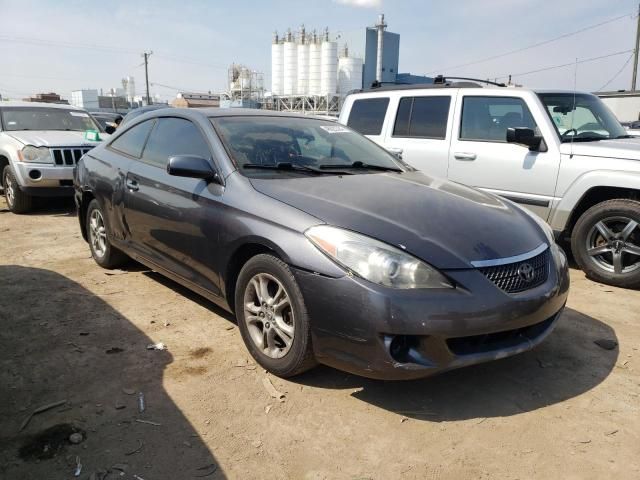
[
  {"left": 460, "top": 96, "right": 537, "bottom": 142},
  {"left": 347, "top": 98, "right": 389, "bottom": 135},
  {"left": 393, "top": 96, "right": 450, "bottom": 139}
]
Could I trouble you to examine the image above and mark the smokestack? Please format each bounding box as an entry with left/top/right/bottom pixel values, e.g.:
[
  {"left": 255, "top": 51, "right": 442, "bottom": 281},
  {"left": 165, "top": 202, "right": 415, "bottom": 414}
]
[{"left": 375, "top": 13, "right": 386, "bottom": 83}]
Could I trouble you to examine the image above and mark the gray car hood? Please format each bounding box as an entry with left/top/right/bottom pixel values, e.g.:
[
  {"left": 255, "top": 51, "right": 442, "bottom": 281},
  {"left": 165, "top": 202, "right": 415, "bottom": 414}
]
[
  {"left": 559, "top": 136, "right": 640, "bottom": 160},
  {"left": 7, "top": 130, "right": 107, "bottom": 147},
  {"left": 250, "top": 171, "right": 546, "bottom": 269}
]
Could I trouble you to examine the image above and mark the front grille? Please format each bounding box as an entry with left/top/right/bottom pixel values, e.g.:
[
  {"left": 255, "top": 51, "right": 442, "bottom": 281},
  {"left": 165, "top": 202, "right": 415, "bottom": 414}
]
[
  {"left": 51, "top": 147, "right": 94, "bottom": 166},
  {"left": 479, "top": 248, "right": 549, "bottom": 293},
  {"left": 446, "top": 314, "right": 557, "bottom": 356}
]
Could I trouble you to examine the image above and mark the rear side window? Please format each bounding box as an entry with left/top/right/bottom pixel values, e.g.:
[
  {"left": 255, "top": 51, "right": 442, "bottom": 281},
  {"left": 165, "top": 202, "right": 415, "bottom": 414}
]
[
  {"left": 393, "top": 96, "right": 450, "bottom": 139},
  {"left": 460, "top": 96, "right": 537, "bottom": 142},
  {"left": 142, "top": 117, "right": 211, "bottom": 168},
  {"left": 347, "top": 98, "right": 389, "bottom": 135},
  {"left": 109, "top": 119, "right": 154, "bottom": 158}
]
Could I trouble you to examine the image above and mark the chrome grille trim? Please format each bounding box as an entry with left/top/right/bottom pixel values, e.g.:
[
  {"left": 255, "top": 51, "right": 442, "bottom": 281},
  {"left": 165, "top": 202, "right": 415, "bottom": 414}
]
[
  {"left": 478, "top": 248, "right": 550, "bottom": 294},
  {"left": 470, "top": 243, "right": 548, "bottom": 268},
  {"left": 50, "top": 146, "right": 94, "bottom": 166}
]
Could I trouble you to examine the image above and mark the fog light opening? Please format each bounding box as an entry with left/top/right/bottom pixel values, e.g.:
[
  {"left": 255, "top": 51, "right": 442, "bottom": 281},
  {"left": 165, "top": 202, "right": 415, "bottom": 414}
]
[
  {"left": 388, "top": 335, "right": 419, "bottom": 363},
  {"left": 29, "top": 170, "right": 42, "bottom": 180}
]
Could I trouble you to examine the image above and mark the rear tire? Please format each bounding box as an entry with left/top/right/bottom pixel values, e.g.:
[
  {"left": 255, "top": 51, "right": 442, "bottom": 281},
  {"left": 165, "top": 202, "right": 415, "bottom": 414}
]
[
  {"left": 571, "top": 199, "right": 640, "bottom": 288},
  {"left": 3, "top": 166, "right": 33, "bottom": 214},
  {"left": 235, "top": 254, "right": 316, "bottom": 377},
  {"left": 86, "top": 199, "right": 128, "bottom": 269}
]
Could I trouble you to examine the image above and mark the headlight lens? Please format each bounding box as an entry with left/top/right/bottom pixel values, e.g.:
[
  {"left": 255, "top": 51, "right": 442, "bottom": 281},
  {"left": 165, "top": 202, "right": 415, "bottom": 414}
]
[
  {"left": 305, "top": 225, "right": 453, "bottom": 289},
  {"left": 20, "top": 146, "right": 52, "bottom": 164}
]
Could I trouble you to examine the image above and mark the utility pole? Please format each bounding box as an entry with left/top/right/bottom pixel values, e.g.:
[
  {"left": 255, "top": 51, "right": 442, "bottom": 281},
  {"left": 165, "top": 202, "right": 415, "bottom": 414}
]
[
  {"left": 632, "top": 3, "right": 640, "bottom": 91},
  {"left": 142, "top": 51, "right": 153, "bottom": 105}
]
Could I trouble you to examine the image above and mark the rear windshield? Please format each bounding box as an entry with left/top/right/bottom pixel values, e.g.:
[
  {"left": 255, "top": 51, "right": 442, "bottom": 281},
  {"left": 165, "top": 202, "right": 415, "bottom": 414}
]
[{"left": 0, "top": 107, "right": 101, "bottom": 132}]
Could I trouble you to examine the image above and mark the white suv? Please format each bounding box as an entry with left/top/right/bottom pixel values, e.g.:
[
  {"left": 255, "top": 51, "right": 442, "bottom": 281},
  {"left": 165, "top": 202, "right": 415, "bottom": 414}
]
[
  {"left": 0, "top": 101, "right": 109, "bottom": 213},
  {"left": 339, "top": 80, "right": 640, "bottom": 288}
]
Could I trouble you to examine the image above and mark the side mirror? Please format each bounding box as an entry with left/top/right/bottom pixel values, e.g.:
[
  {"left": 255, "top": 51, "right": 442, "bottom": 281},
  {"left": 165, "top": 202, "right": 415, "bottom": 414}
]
[
  {"left": 104, "top": 125, "right": 116, "bottom": 134},
  {"left": 506, "top": 127, "right": 544, "bottom": 151},
  {"left": 167, "top": 155, "right": 218, "bottom": 181}
]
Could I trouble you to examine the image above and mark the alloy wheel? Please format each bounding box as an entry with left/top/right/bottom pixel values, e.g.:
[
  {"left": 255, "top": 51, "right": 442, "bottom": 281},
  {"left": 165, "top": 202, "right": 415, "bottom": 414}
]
[
  {"left": 586, "top": 216, "right": 640, "bottom": 274},
  {"left": 243, "top": 273, "right": 295, "bottom": 359},
  {"left": 89, "top": 209, "right": 108, "bottom": 259},
  {"left": 4, "top": 171, "right": 15, "bottom": 207}
]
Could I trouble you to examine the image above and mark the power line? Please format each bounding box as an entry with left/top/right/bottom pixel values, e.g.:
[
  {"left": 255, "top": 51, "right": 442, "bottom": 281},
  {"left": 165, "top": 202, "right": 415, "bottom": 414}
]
[
  {"left": 597, "top": 52, "right": 635, "bottom": 92},
  {"left": 0, "top": 35, "right": 138, "bottom": 55},
  {"left": 427, "top": 12, "right": 635, "bottom": 75},
  {"left": 495, "top": 49, "right": 634, "bottom": 80}
]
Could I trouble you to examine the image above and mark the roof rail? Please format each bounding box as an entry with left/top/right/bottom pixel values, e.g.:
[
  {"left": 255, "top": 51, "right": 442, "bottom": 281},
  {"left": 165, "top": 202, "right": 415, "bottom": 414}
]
[{"left": 433, "top": 75, "right": 507, "bottom": 87}]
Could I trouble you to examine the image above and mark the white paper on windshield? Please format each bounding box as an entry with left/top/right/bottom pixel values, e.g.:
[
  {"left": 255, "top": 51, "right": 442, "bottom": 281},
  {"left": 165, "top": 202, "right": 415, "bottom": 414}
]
[
  {"left": 320, "top": 125, "right": 350, "bottom": 134},
  {"left": 69, "top": 111, "right": 89, "bottom": 118}
]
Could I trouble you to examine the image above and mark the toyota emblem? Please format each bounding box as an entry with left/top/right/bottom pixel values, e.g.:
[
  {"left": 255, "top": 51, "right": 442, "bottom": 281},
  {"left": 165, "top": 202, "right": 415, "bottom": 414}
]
[{"left": 517, "top": 263, "right": 535, "bottom": 282}]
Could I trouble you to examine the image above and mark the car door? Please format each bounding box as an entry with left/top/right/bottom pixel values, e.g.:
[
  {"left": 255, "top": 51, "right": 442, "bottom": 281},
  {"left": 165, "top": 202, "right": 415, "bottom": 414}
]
[
  {"left": 447, "top": 94, "right": 560, "bottom": 219},
  {"left": 123, "top": 116, "right": 224, "bottom": 296},
  {"left": 382, "top": 94, "right": 455, "bottom": 179}
]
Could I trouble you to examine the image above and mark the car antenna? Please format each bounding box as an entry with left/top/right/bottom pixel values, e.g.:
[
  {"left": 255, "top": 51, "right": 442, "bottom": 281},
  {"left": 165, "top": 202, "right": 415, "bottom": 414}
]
[{"left": 570, "top": 57, "right": 578, "bottom": 158}]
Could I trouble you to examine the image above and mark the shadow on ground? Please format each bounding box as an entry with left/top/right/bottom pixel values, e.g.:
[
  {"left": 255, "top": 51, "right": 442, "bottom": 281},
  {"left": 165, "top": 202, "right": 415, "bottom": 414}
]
[
  {"left": 0, "top": 265, "right": 226, "bottom": 479},
  {"left": 296, "top": 307, "right": 619, "bottom": 422}
]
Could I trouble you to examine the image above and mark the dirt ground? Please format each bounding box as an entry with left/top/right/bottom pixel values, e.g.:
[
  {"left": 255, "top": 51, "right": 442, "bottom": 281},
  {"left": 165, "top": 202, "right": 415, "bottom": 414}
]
[{"left": 0, "top": 197, "right": 638, "bottom": 480}]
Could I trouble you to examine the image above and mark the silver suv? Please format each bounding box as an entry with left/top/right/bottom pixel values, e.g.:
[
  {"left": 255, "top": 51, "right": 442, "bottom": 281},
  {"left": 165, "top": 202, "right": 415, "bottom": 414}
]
[
  {"left": 339, "top": 80, "right": 640, "bottom": 288},
  {"left": 0, "top": 101, "right": 108, "bottom": 213}
]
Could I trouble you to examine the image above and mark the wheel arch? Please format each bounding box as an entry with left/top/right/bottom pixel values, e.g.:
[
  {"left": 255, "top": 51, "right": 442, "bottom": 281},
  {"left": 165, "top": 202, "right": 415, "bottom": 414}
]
[
  {"left": 78, "top": 190, "right": 96, "bottom": 242},
  {"left": 0, "top": 155, "right": 9, "bottom": 188}
]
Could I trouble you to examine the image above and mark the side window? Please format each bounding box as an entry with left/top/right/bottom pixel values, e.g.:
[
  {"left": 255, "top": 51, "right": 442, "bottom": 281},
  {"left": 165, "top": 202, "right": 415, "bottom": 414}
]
[
  {"left": 109, "top": 119, "right": 154, "bottom": 158},
  {"left": 347, "top": 98, "right": 389, "bottom": 135},
  {"left": 142, "top": 118, "right": 211, "bottom": 168},
  {"left": 393, "top": 96, "right": 450, "bottom": 139},
  {"left": 460, "top": 96, "right": 537, "bottom": 142}
]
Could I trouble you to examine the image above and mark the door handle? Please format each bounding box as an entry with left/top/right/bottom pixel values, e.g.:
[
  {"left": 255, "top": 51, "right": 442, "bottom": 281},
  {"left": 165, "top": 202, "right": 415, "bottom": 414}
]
[
  {"left": 126, "top": 178, "right": 139, "bottom": 191},
  {"left": 454, "top": 152, "right": 477, "bottom": 161}
]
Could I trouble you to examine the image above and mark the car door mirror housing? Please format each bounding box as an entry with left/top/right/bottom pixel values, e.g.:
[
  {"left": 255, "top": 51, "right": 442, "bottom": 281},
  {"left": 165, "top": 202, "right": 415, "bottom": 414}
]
[
  {"left": 506, "top": 127, "right": 545, "bottom": 151},
  {"left": 167, "top": 155, "right": 218, "bottom": 181}
]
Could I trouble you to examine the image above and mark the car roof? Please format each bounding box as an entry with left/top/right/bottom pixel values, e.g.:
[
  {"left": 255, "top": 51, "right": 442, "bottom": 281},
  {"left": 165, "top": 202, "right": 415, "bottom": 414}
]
[
  {"left": 0, "top": 101, "right": 85, "bottom": 110},
  {"left": 130, "top": 107, "right": 325, "bottom": 124}
]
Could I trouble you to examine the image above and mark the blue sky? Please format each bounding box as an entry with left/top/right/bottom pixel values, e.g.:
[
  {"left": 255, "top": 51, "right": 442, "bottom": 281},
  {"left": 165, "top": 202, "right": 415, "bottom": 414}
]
[{"left": 0, "top": 0, "right": 638, "bottom": 101}]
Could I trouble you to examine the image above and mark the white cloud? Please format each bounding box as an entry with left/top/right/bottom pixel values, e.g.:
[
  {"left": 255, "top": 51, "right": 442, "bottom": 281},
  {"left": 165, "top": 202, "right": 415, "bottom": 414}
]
[{"left": 333, "top": 0, "right": 382, "bottom": 8}]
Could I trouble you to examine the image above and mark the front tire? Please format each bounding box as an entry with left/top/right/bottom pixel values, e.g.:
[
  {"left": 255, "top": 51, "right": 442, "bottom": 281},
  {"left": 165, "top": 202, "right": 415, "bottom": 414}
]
[
  {"left": 86, "top": 199, "right": 128, "bottom": 269},
  {"left": 235, "top": 254, "right": 316, "bottom": 377},
  {"left": 3, "top": 165, "right": 33, "bottom": 214},
  {"left": 571, "top": 199, "right": 640, "bottom": 288}
]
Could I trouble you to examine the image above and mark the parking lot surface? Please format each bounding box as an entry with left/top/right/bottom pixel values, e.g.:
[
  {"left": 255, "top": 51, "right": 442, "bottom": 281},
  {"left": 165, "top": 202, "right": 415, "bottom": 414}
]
[{"left": 1, "top": 198, "right": 639, "bottom": 480}]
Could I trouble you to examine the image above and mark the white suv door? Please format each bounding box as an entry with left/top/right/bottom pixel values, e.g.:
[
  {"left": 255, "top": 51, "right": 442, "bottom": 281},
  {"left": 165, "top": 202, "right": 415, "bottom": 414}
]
[
  {"left": 382, "top": 93, "right": 455, "bottom": 179},
  {"left": 447, "top": 93, "right": 560, "bottom": 219}
]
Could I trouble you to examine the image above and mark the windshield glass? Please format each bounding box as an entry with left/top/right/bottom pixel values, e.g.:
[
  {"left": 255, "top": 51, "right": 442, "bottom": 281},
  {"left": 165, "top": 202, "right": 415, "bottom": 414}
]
[
  {"left": 211, "top": 116, "right": 404, "bottom": 177},
  {"left": 1, "top": 107, "right": 101, "bottom": 132},
  {"left": 537, "top": 93, "right": 627, "bottom": 142}
]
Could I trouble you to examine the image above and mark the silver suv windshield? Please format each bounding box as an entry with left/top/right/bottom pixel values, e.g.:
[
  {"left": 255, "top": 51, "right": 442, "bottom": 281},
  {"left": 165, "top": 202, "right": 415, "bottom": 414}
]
[
  {"left": 211, "top": 116, "right": 405, "bottom": 177},
  {"left": 537, "top": 93, "right": 628, "bottom": 142},
  {"left": 1, "top": 107, "right": 101, "bottom": 132}
]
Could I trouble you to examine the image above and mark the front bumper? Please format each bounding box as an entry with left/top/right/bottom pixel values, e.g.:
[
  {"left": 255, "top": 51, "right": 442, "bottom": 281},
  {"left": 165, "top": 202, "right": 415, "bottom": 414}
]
[
  {"left": 13, "top": 161, "right": 74, "bottom": 195},
  {"left": 294, "top": 245, "right": 570, "bottom": 380}
]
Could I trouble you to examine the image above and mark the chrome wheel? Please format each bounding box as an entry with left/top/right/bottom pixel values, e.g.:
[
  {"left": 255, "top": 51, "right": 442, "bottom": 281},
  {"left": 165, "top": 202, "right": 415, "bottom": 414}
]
[
  {"left": 243, "top": 273, "right": 294, "bottom": 359},
  {"left": 586, "top": 216, "right": 640, "bottom": 274},
  {"left": 4, "top": 171, "right": 15, "bottom": 207},
  {"left": 89, "top": 209, "right": 107, "bottom": 259}
]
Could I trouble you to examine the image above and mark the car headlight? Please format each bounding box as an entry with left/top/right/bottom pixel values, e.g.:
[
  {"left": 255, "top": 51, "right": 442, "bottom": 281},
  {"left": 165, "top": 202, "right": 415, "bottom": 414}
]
[
  {"left": 19, "top": 145, "right": 52, "bottom": 164},
  {"left": 305, "top": 225, "right": 453, "bottom": 289}
]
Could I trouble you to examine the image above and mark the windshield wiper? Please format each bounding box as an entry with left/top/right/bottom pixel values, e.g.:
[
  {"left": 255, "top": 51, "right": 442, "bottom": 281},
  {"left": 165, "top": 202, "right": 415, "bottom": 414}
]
[
  {"left": 242, "top": 162, "right": 343, "bottom": 175},
  {"left": 318, "top": 161, "right": 402, "bottom": 172}
]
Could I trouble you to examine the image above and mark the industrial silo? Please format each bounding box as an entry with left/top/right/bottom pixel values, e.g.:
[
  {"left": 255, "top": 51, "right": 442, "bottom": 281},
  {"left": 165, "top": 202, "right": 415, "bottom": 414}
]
[
  {"left": 296, "top": 26, "right": 308, "bottom": 96},
  {"left": 308, "top": 32, "right": 321, "bottom": 96},
  {"left": 283, "top": 29, "right": 298, "bottom": 95},
  {"left": 320, "top": 28, "right": 337, "bottom": 95},
  {"left": 338, "top": 47, "right": 363, "bottom": 95},
  {"left": 271, "top": 32, "right": 284, "bottom": 95}
]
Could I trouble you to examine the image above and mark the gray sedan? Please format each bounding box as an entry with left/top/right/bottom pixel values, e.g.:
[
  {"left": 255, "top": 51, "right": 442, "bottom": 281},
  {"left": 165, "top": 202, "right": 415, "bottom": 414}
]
[{"left": 74, "top": 109, "right": 569, "bottom": 380}]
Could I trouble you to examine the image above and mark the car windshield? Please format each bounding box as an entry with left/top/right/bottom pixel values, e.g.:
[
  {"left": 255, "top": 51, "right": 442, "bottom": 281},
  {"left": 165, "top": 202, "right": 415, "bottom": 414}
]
[
  {"left": 1, "top": 107, "right": 101, "bottom": 132},
  {"left": 211, "top": 115, "right": 404, "bottom": 177},
  {"left": 537, "top": 93, "right": 627, "bottom": 142}
]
